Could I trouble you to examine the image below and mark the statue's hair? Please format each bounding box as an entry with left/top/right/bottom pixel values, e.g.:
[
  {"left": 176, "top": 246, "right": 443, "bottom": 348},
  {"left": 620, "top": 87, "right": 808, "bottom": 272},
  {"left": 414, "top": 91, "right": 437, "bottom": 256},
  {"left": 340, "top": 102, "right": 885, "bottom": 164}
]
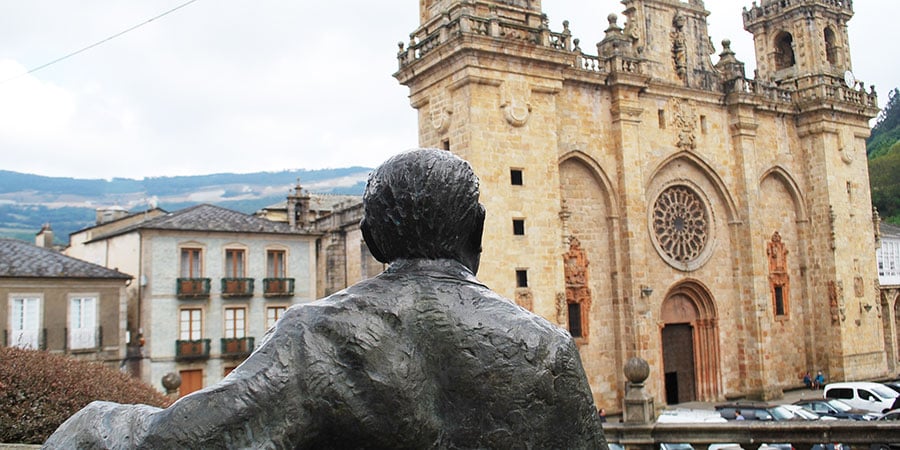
[{"left": 362, "top": 148, "right": 483, "bottom": 263}]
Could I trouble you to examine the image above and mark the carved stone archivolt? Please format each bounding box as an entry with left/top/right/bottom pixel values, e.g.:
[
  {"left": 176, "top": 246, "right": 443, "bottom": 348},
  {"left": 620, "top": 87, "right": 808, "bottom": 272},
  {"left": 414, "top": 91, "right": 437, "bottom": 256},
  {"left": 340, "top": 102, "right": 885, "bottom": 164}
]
[{"left": 650, "top": 184, "right": 712, "bottom": 271}]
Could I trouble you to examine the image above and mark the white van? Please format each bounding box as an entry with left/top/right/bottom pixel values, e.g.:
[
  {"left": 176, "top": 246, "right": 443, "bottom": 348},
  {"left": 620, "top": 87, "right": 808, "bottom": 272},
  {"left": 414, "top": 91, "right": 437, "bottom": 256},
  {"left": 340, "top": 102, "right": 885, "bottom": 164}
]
[{"left": 823, "top": 382, "right": 899, "bottom": 413}]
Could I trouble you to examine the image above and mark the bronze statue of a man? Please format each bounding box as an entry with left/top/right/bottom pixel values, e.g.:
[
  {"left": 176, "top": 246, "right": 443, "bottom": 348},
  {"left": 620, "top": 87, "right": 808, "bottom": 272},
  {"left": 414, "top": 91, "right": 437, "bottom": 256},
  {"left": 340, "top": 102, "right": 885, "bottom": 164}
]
[{"left": 46, "top": 148, "right": 606, "bottom": 449}]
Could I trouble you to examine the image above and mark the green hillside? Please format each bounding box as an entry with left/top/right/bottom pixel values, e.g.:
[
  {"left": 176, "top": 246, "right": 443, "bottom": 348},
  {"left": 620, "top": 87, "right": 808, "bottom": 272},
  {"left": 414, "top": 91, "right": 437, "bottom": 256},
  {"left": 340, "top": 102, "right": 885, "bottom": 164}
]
[
  {"left": 0, "top": 168, "right": 369, "bottom": 246},
  {"left": 868, "top": 88, "right": 900, "bottom": 225}
]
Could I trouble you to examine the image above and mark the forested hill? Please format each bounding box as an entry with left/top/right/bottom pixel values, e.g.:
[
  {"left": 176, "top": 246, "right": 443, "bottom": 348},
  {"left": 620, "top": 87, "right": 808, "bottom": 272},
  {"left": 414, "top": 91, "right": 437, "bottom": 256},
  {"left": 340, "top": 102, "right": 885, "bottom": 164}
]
[
  {"left": 868, "top": 88, "right": 900, "bottom": 225},
  {"left": 0, "top": 167, "right": 371, "bottom": 245}
]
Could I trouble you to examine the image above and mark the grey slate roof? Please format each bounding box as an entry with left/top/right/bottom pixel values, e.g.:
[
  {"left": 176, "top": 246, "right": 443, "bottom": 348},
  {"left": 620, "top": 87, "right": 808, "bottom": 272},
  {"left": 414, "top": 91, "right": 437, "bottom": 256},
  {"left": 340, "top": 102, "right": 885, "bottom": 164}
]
[
  {"left": 882, "top": 222, "right": 900, "bottom": 239},
  {"left": 90, "top": 204, "right": 308, "bottom": 242},
  {"left": 0, "top": 238, "right": 131, "bottom": 279}
]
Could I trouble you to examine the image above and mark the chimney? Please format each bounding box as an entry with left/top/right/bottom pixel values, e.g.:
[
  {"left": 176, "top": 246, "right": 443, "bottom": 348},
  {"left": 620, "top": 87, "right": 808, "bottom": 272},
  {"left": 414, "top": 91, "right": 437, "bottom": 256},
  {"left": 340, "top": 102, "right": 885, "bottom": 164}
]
[
  {"left": 35, "top": 223, "right": 54, "bottom": 248},
  {"left": 96, "top": 206, "right": 129, "bottom": 224}
]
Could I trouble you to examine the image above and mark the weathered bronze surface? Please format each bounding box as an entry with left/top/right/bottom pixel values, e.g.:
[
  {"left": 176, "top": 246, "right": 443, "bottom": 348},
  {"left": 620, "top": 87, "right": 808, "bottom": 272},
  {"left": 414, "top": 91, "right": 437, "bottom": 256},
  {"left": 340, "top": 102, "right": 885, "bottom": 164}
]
[{"left": 45, "top": 148, "right": 606, "bottom": 449}]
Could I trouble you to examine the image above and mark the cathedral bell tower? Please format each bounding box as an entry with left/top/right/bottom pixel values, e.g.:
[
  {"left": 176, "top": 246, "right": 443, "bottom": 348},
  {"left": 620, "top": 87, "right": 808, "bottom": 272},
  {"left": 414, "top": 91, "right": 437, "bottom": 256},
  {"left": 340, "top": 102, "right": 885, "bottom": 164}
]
[{"left": 743, "top": 0, "right": 854, "bottom": 83}]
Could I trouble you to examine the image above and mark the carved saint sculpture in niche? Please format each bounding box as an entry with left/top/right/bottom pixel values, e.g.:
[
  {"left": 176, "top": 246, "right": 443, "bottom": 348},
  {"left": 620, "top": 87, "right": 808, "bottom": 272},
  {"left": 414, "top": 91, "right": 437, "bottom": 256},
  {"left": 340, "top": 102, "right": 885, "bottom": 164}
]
[{"left": 671, "top": 12, "right": 687, "bottom": 80}]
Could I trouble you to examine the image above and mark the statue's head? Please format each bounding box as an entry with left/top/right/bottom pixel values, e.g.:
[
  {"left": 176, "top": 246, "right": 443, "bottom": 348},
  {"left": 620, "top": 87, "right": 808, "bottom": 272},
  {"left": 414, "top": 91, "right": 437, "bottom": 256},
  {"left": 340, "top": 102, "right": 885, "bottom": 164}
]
[{"left": 361, "top": 148, "right": 485, "bottom": 274}]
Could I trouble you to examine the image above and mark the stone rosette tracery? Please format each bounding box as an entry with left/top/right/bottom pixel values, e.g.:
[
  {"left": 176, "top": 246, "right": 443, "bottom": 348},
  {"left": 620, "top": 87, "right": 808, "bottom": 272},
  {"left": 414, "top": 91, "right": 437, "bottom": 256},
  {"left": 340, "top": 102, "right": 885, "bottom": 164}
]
[{"left": 650, "top": 184, "right": 713, "bottom": 271}]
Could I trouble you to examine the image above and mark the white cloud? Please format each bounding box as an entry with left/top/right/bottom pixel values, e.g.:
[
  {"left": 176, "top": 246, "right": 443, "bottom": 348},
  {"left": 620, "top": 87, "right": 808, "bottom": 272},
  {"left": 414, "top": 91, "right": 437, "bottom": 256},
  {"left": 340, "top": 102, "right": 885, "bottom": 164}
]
[
  {"left": 0, "top": 60, "right": 76, "bottom": 136},
  {"left": 0, "top": 1, "right": 894, "bottom": 179}
]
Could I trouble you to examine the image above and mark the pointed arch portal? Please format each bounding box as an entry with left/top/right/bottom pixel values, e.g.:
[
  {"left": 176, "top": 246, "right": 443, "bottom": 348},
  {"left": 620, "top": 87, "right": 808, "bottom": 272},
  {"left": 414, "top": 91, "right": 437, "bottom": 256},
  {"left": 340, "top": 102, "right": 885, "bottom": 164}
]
[{"left": 660, "top": 281, "right": 721, "bottom": 403}]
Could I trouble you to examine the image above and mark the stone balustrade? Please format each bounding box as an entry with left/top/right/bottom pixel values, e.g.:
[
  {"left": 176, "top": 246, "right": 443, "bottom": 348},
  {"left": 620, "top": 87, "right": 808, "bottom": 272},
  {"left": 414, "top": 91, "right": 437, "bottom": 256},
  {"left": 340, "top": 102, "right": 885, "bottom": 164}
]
[
  {"left": 744, "top": 0, "right": 853, "bottom": 25},
  {"left": 725, "top": 78, "right": 795, "bottom": 105}
]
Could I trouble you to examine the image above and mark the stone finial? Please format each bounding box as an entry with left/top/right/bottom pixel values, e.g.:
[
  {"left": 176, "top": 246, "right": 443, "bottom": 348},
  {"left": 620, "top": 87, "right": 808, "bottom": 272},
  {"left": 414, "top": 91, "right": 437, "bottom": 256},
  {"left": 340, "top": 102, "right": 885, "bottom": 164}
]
[
  {"left": 715, "top": 39, "right": 746, "bottom": 81},
  {"left": 162, "top": 372, "right": 182, "bottom": 397},
  {"left": 624, "top": 356, "right": 650, "bottom": 384},
  {"left": 623, "top": 357, "right": 654, "bottom": 423},
  {"left": 605, "top": 13, "right": 622, "bottom": 34},
  {"left": 597, "top": 12, "right": 636, "bottom": 58}
]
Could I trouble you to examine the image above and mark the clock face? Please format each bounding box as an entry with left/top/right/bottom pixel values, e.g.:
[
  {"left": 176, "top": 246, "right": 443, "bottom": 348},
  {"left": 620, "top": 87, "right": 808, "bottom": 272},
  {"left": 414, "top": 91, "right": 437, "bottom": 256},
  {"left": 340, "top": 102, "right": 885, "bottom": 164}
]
[{"left": 844, "top": 70, "right": 855, "bottom": 88}]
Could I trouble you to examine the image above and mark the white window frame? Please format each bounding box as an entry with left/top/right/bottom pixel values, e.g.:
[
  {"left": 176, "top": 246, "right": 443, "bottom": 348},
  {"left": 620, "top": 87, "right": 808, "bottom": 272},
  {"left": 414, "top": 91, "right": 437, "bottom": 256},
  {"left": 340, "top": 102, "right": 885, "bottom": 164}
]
[
  {"left": 9, "top": 296, "right": 42, "bottom": 349},
  {"left": 266, "top": 305, "right": 287, "bottom": 330},
  {"left": 225, "top": 248, "right": 246, "bottom": 278},
  {"left": 69, "top": 296, "right": 98, "bottom": 350},
  {"left": 267, "top": 249, "right": 287, "bottom": 278},
  {"left": 179, "top": 308, "right": 203, "bottom": 341},
  {"left": 224, "top": 307, "right": 246, "bottom": 339}
]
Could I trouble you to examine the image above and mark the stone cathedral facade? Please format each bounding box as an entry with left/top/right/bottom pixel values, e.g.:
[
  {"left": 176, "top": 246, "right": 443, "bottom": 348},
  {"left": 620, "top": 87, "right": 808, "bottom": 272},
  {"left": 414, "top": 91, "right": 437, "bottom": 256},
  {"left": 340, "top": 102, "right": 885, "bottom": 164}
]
[{"left": 394, "top": 0, "right": 883, "bottom": 409}]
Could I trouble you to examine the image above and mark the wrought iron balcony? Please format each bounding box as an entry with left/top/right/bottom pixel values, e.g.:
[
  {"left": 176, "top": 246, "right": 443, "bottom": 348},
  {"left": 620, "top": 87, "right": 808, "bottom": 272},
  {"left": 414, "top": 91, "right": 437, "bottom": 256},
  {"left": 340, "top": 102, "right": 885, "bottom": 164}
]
[
  {"left": 177, "top": 278, "right": 211, "bottom": 298},
  {"left": 263, "top": 278, "right": 294, "bottom": 297},
  {"left": 65, "top": 326, "right": 102, "bottom": 352},
  {"left": 220, "top": 337, "right": 254, "bottom": 358},
  {"left": 221, "top": 278, "right": 254, "bottom": 297},
  {"left": 3, "top": 328, "right": 46, "bottom": 350},
  {"left": 175, "top": 339, "right": 210, "bottom": 361}
]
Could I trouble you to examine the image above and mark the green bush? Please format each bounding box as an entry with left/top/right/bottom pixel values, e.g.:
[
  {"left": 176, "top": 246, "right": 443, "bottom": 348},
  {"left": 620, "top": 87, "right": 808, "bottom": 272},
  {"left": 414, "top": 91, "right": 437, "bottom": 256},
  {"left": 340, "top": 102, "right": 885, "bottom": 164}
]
[{"left": 0, "top": 346, "right": 171, "bottom": 444}]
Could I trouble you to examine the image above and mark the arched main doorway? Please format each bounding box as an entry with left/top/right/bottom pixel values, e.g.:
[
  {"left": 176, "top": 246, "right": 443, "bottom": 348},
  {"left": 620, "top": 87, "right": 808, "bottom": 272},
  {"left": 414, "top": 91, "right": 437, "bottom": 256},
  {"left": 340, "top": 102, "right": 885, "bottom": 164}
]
[{"left": 660, "top": 281, "right": 721, "bottom": 403}]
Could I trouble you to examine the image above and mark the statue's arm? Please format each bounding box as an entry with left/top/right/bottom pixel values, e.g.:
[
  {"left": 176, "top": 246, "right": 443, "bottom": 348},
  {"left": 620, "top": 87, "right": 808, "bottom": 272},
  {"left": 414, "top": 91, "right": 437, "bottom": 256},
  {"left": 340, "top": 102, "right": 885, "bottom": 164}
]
[{"left": 45, "top": 321, "right": 316, "bottom": 448}]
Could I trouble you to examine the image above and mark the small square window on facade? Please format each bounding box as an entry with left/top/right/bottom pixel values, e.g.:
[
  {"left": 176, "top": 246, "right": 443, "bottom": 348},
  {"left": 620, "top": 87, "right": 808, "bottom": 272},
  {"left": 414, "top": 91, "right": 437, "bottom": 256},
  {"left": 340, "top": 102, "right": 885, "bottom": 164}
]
[
  {"left": 442, "top": 139, "right": 450, "bottom": 151},
  {"left": 510, "top": 169, "right": 523, "bottom": 186},
  {"left": 516, "top": 269, "right": 528, "bottom": 288},
  {"left": 512, "top": 219, "right": 525, "bottom": 235}
]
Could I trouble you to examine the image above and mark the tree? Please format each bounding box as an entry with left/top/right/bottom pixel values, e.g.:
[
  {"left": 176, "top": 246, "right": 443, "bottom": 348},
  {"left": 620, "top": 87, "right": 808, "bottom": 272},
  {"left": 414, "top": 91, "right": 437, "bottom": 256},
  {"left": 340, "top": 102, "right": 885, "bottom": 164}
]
[
  {"left": 0, "top": 347, "right": 172, "bottom": 444},
  {"left": 868, "top": 88, "right": 900, "bottom": 158}
]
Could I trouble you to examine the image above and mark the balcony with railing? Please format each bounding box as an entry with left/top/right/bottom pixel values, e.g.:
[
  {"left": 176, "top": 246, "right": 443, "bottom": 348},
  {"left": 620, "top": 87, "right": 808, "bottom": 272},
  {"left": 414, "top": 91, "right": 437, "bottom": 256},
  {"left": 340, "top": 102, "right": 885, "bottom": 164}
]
[
  {"left": 263, "top": 278, "right": 294, "bottom": 297},
  {"left": 65, "top": 326, "right": 102, "bottom": 352},
  {"left": 3, "top": 328, "right": 46, "bottom": 350},
  {"left": 221, "top": 278, "right": 254, "bottom": 298},
  {"left": 175, "top": 338, "right": 210, "bottom": 361},
  {"left": 221, "top": 337, "right": 254, "bottom": 359},
  {"left": 177, "top": 278, "right": 211, "bottom": 299}
]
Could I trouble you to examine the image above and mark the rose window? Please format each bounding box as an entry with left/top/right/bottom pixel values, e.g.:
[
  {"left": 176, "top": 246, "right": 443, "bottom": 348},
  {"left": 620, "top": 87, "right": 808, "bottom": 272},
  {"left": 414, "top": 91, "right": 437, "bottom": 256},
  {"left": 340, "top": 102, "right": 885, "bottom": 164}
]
[{"left": 652, "top": 185, "right": 710, "bottom": 267}]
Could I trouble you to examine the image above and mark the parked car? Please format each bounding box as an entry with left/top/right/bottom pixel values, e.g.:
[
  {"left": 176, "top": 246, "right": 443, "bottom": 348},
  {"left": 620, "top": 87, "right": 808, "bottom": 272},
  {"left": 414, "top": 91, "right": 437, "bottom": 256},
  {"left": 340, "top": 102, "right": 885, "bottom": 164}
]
[
  {"left": 715, "top": 402, "right": 800, "bottom": 421},
  {"left": 883, "top": 380, "right": 900, "bottom": 395},
  {"left": 782, "top": 403, "right": 835, "bottom": 420},
  {"left": 657, "top": 408, "right": 727, "bottom": 423},
  {"left": 824, "top": 381, "right": 900, "bottom": 413},
  {"left": 793, "top": 398, "right": 876, "bottom": 420},
  {"left": 869, "top": 408, "right": 900, "bottom": 450}
]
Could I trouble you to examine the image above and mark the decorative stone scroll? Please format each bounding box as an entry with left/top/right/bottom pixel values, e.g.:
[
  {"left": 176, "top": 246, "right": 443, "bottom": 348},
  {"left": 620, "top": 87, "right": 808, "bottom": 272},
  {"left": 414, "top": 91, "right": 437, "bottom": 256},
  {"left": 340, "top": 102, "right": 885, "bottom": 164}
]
[
  {"left": 500, "top": 80, "right": 532, "bottom": 127},
  {"left": 427, "top": 92, "right": 452, "bottom": 134},
  {"left": 515, "top": 288, "right": 534, "bottom": 311}
]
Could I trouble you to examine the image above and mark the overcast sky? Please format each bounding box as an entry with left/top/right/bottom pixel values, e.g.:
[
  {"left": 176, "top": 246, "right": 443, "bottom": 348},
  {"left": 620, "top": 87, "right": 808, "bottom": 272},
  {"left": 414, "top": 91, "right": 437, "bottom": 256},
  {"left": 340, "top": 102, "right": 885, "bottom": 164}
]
[{"left": 1, "top": 1, "right": 897, "bottom": 180}]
